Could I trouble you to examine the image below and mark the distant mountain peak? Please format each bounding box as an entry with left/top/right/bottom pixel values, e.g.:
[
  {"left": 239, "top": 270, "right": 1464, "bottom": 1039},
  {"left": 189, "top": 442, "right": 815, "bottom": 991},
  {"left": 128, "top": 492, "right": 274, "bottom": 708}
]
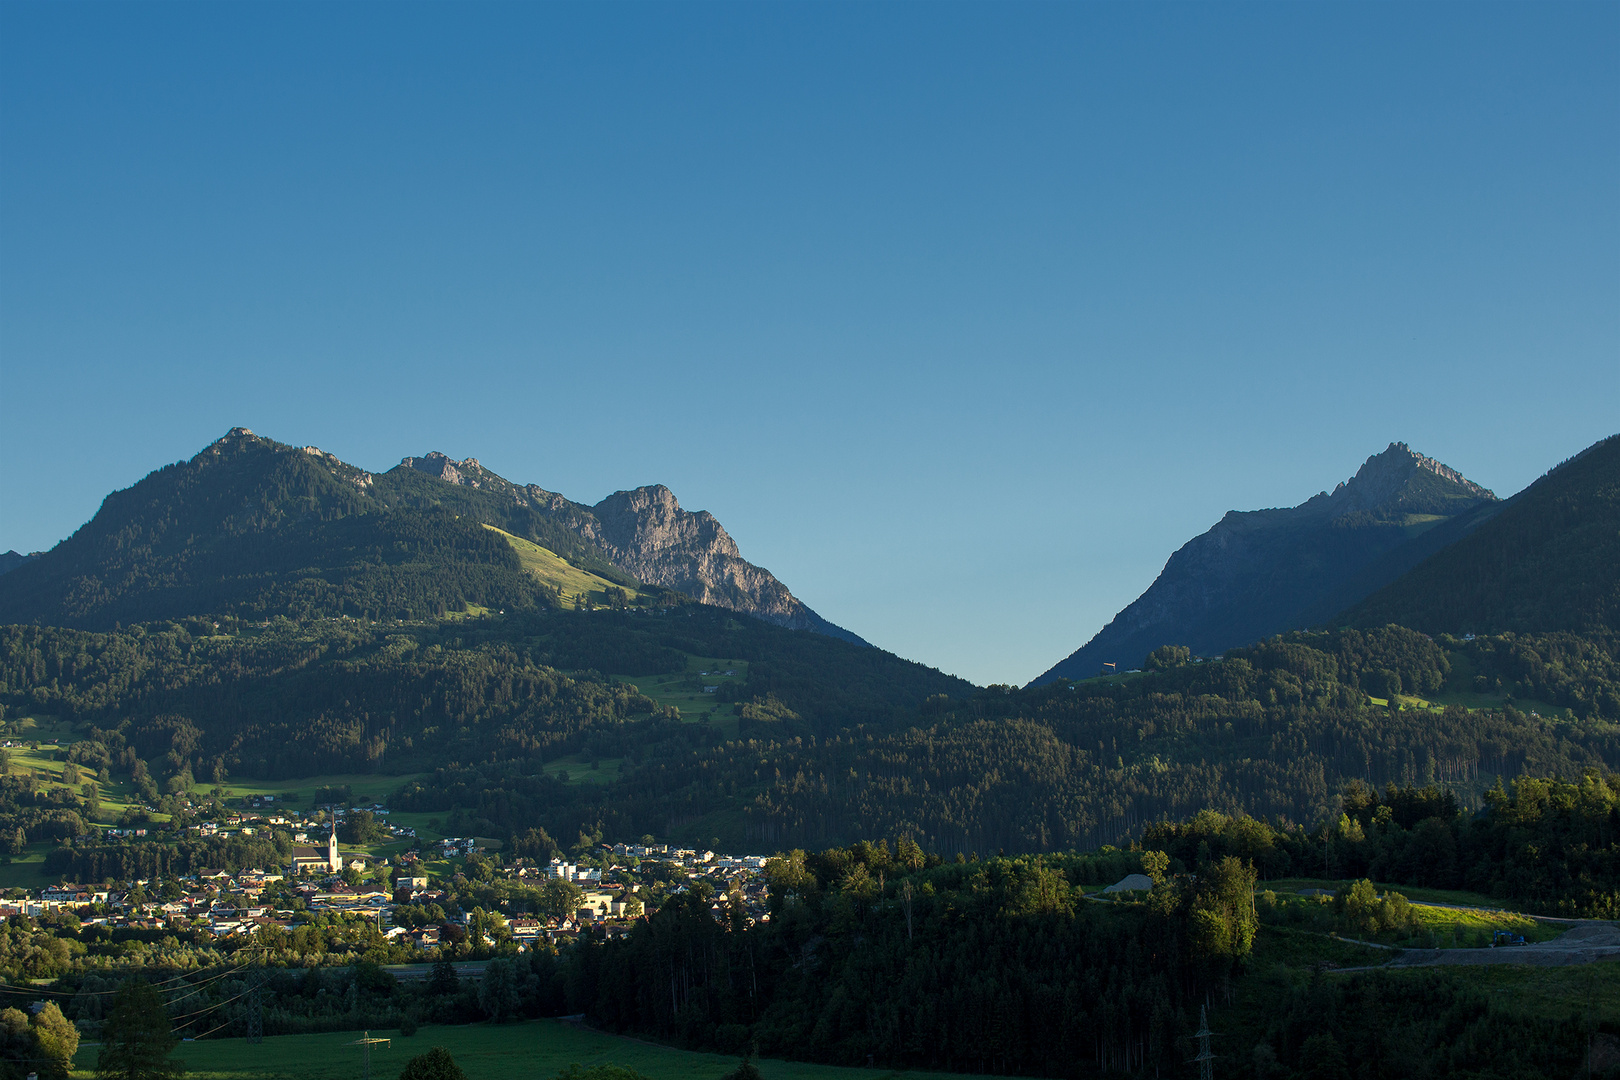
[
  {"left": 592, "top": 485, "right": 744, "bottom": 565},
  {"left": 1343, "top": 433, "right": 1619, "bottom": 635},
  {"left": 1324, "top": 442, "right": 1494, "bottom": 516},
  {"left": 400, "top": 451, "right": 488, "bottom": 488},
  {"left": 1032, "top": 440, "right": 1500, "bottom": 685}
]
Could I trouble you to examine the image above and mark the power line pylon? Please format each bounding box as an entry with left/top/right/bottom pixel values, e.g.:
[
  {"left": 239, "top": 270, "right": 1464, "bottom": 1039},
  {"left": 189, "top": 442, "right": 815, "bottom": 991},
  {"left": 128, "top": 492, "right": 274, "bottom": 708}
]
[
  {"left": 349, "top": 1029, "right": 391, "bottom": 1080},
  {"left": 245, "top": 983, "right": 262, "bottom": 1044},
  {"left": 1194, "top": 1004, "right": 1215, "bottom": 1080}
]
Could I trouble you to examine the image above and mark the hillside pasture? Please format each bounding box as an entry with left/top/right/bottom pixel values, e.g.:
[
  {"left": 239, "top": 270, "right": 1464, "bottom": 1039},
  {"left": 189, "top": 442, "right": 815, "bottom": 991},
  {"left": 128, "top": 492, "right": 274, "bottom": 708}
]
[
  {"left": 615, "top": 656, "right": 748, "bottom": 726},
  {"left": 197, "top": 773, "right": 424, "bottom": 811},
  {"left": 485, "top": 525, "right": 650, "bottom": 608},
  {"left": 1261, "top": 877, "right": 1548, "bottom": 916},
  {"left": 540, "top": 754, "right": 626, "bottom": 786}
]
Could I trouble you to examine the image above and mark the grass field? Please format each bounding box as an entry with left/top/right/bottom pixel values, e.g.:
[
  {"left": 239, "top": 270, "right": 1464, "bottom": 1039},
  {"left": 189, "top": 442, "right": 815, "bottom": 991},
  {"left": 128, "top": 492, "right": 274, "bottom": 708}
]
[
  {"left": 1259, "top": 878, "right": 1566, "bottom": 947},
  {"left": 615, "top": 657, "right": 749, "bottom": 729},
  {"left": 68, "top": 1019, "right": 982, "bottom": 1080},
  {"left": 199, "top": 773, "right": 426, "bottom": 810},
  {"left": 0, "top": 715, "right": 123, "bottom": 890},
  {"left": 1262, "top": 878, "right": 1518, "bottom": 913},
  {"left": 1249, "top": 924, "right": 1390, "bottom": 969},
  {"left": 1402, "top": 901, "right": 1562, "bottom": 947},
  {"left": 540, "top": 756, "right": 627, "bottom": 786},
  {"left": 485, "top": 526, "right": 649, "bottom": 608}
]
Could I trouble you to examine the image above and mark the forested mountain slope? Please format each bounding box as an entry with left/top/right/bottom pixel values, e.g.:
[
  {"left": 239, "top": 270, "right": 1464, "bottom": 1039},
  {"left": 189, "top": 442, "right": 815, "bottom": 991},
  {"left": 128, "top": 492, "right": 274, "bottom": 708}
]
[
  {"left": 0, "top": 552, "right": 36, "bottom": 576},
  {"left": 0, "top": 429, "right": 553, "bottom": 628},
  {"left": 0, "top": 606, "right": 969, "bottom": 781},
  {"left": 0, "top": 429, "right": 860, "bottom": 641},
  {"left": 1343, "top": 432, "right": 1620, "bottom": 635},
  {"left": 354, "top": 628, "right": 1620, "bottom": 852},
  {"left": 6, "top": 588, "right": 1615, "bottom": 857},
  {"left": 1034, "top": 443, "right": 1498, "bottom": 684}
]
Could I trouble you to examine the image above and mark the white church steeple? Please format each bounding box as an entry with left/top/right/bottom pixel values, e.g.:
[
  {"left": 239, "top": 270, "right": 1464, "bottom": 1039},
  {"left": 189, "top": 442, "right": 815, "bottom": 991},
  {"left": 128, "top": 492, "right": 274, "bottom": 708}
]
[{"left": 327, "top": 818, "right": 343, "bottom": 873}]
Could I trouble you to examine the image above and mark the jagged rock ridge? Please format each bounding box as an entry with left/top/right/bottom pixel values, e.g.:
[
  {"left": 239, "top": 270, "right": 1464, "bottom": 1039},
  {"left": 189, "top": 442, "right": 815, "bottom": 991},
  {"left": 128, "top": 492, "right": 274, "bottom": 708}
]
[
  {"left": 392, "top": 452, "right": 863, "bottom": 643},
  {"left": 1032, "top": 443, "right": 1499, "bottom": 685}
]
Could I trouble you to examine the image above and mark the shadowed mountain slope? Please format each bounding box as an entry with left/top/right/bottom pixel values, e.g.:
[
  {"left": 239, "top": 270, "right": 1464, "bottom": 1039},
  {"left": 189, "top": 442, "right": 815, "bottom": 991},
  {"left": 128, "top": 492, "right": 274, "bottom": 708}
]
[
  {"left": 1033, "top": 443, "right": 1498, "bottom": 684},
  {"left": 0, "top": 429, "right": 551, "bottom": 628},
  {"left": 1342, "top": 433, "right": 1620, "bottom": 636},
  {"left": 0, "top": 552, "right": 36, "bottom": 576}
]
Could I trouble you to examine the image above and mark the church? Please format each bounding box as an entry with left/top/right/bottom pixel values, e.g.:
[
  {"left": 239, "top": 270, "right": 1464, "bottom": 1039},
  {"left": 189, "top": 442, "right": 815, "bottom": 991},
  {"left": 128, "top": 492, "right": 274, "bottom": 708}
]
[{"left": 291, "top": 819, "right": 344, "bottom": 875}]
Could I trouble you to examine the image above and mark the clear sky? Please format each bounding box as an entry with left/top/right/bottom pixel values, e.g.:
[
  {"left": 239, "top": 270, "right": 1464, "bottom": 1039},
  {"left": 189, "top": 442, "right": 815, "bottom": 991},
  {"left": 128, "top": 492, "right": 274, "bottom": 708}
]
[{"left": 2, "top": 3, "right": 1616, "bottom": 686}]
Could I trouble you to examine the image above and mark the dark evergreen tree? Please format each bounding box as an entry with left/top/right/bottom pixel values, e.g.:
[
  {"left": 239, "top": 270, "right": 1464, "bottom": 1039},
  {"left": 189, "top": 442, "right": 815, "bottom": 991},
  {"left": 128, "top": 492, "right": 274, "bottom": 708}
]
[
  {"left": 396, "top": 1046, "right": 467, "bottom": 1080},
  {"left": 96, "top": 979, "right": 183, "bottom": 1080}
]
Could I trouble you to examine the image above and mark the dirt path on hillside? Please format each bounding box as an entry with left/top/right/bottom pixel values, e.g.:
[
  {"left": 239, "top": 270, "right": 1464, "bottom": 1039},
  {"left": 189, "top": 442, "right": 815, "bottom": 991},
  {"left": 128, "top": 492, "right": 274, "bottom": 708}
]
[{"left": 1381, "top": 921, "right": 1620, "bottom": 968}]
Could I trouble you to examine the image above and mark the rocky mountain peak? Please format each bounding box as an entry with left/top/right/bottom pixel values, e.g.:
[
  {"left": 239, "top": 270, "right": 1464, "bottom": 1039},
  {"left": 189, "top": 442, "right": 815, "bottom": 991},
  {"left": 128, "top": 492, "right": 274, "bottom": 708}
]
[
  {"left": 1033, "top": 440, "right": 1502, "bottom": 684},
  {"left": 204, "top": 427, "right": 262, "bottom": 453},
  {"left": 385, "top": 450, "right": 864, "bottom": 644},
  {"left": 595, "top": 484, "right": 680, "bottom": 519},
  {"left": 1324, "top": 442, "right": 1495, "bottom": 517},
  {"left": 400, "top": 452, "right": 488, "bottom": 488},
  {"left": 592, "top": 486, "right": 740, "bottom": 560}
]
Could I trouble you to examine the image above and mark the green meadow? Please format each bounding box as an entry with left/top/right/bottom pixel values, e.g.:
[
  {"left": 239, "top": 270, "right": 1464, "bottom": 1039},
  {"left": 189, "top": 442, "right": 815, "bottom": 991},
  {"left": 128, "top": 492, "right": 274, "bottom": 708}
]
[
  {"left": 1261, "top": 877, "right": 1544, "bottom": 916},
  {"left": 0, "top": 746, "right": 440, "bottom": 888},
  {"left": 539, "top": 755, "right": 627, "bottom": 786},
  {"left": 486, "top": 526, "right": 651, "bottom": 608},
  {"left": 200, "top": 773, "right": 425, "bottom": 810},
  {"left": 69, "top": 1019, "right": 982, "bottom": 1080},
  {"left": 1401, "top": 901, "right": 1562, "bottom": 946},
  {"left": 1259, "top": 879, "right": 1565, "bottom": 947},
  {"left": 615, "top": 656, "right": 749, "bottom": 734}
]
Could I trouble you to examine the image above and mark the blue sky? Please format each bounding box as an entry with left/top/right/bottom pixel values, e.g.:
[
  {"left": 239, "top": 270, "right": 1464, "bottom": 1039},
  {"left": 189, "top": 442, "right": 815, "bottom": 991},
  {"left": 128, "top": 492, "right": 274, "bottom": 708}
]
[{"left": 2, "top": 2, "right": 1616, "bottom": 685}]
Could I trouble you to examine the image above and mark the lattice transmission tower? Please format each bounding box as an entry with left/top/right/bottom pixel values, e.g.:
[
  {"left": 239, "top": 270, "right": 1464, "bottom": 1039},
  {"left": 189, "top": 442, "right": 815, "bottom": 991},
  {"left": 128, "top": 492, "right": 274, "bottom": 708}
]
[
  {"left": 245, "top": 983, "right": 262, "bottom": 1044},
  {"left": 1194, "top": 1004, "right": 1215, "bottom": 1080}
]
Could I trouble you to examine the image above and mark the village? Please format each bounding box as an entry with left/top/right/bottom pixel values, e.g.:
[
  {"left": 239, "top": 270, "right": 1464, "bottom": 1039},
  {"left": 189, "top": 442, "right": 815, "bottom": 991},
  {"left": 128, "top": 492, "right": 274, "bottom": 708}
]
[{"left": 1, "top": 799, "right": 775, "bottom": 958}]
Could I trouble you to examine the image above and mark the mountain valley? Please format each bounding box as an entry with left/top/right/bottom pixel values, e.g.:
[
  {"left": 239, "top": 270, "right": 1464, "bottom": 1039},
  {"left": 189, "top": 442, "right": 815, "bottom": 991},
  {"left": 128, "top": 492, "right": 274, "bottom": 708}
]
[{"left": 0, "top": 430, "right": 1616, "bottom": 1080}]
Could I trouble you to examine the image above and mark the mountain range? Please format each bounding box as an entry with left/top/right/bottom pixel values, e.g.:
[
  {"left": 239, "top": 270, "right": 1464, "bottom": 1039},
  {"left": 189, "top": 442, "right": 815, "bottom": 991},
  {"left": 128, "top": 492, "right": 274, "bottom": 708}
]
[
  {"left": 0, "top": 428, "right": 863, "bottom": 642},
  {"left": 0, "top": 429, "right": 1615, "bottom": 859},
  {"left": 1034, "top": 442, "right": 1501, "bottom": 684},
  {"left": 4, "top": 430, "right": 1615, "bottom": 687}
]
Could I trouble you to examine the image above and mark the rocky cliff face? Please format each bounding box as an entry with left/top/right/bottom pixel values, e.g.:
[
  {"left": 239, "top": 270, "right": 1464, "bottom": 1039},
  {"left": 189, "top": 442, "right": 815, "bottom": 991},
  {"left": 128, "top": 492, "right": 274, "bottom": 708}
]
[
  {"left": 1032, "top": 444, "right": 1498, "bottom": 685},
  {"left": 393, "top": 453, "right": 866, "bottom": 644},
  {"left": 584, "top": 485, "right": 855, "bottom": 637}
]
